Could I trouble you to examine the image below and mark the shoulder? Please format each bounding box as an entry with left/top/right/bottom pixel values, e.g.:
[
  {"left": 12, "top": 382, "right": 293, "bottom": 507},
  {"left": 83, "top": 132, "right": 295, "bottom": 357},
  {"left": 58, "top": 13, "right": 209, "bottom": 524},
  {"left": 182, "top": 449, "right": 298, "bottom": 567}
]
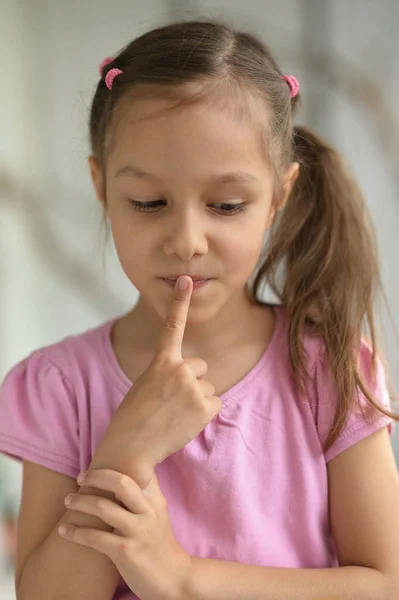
[
  {"left": 0, "top": 317, "right": 119, "bottom": 477},
  {"left": 310, "top": 334, "right": 394, "bottom": 461},
  {"left": 276, "top": 308, "right": 394, "bottom": 459},
  {"left": 33, "top": 317, "right": 117, "bottom": 373},
  {"left": 2, "top": 317, "right": 117, "bottom": 386},
  {"left": 0, "top": 315, "right": 119, "bottom": 429},
  {"left": 278, "top": 307, "right": 386, "bottom": 392}
]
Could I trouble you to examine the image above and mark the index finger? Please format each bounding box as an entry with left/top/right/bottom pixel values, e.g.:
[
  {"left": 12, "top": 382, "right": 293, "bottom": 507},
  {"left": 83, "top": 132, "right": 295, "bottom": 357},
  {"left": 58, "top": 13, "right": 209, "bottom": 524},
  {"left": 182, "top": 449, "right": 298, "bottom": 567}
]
[{"left": 156, "top": 276, "right": 193, "bottom": 361}]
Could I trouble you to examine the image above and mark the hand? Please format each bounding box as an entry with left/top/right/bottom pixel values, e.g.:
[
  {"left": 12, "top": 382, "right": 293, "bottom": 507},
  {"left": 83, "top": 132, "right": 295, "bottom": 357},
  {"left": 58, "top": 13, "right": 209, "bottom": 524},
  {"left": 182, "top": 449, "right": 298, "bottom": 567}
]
[
  {"left": 93, "top": 276, "right": 223, "bottom": 486},
  {"left": 59, "top": 467, "right": 192, "bottom": 600}
]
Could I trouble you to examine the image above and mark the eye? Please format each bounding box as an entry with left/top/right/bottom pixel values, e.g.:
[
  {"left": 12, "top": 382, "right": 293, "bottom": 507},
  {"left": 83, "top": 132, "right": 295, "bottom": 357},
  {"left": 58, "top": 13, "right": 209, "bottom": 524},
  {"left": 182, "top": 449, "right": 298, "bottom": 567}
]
[{"left": 127, "top": 200, "right": 247, "bottom": 215}]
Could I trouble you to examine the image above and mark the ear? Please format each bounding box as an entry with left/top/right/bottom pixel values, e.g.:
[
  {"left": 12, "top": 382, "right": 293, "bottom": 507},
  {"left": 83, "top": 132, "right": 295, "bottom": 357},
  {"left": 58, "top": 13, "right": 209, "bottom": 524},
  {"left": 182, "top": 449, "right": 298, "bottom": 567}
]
[
  {"left": 88, "top": 155, "right": 106, "bottom": 207},
  {"left": 280, "top": 161, "right": 300, "bottom": 209},
  {"left": 265, "top": 162, "right": 300, "bottom": 229}
]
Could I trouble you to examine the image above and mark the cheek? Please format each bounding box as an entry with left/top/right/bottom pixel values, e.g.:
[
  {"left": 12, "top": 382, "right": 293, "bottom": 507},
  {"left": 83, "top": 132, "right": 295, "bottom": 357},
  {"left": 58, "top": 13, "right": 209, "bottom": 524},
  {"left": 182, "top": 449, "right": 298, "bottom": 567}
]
[
  {"left": 108, "top": 219, "right": 149, "bottom": 274},
  {"left": 226, "top": 229, "right": 265, "bottom": 273}
]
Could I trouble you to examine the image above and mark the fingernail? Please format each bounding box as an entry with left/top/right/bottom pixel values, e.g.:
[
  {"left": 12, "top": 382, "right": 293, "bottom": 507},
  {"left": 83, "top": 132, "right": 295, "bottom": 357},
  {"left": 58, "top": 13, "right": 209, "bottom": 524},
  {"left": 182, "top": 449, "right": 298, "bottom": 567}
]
[
  {"left": 178, "top": 276, "right": 189, "bottom": 290},
  {"left": 77, "top": 471, "right": 87, "bottom": 485},
  {"left": 58, "top": 525, "right": 70, "bottom": 536}
]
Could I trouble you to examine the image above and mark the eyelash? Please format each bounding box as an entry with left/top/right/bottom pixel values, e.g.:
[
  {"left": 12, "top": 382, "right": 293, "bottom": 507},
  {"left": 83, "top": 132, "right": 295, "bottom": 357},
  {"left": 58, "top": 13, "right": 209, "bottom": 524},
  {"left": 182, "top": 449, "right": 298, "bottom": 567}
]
[{"left": 127, "top": 199, "right": 247, "bottom": 215}]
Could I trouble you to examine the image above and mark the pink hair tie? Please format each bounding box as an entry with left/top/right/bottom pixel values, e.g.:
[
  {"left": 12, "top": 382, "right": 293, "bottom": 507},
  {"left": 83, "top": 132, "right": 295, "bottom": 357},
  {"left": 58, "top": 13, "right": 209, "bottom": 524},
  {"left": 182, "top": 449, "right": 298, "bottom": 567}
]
[
  {"left": 282, "top": 75, "right": 300, "bottom": 98},
  {"left": 104, "top": 68, "right": 123, "bottom": 90},
  {"left": 99, "top": 57, "right": 123, "bottom": 90},
  {"left": 99, "top": 57, "right": 114, "bottom": 76}
]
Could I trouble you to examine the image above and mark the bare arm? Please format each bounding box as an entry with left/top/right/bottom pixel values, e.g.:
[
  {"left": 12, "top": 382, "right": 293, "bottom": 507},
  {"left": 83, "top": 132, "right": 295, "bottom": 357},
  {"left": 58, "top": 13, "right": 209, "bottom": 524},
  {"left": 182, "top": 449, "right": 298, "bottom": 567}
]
[
  {"left": 185, "top": 558, "right": 390, "bottom": 600},
  {"left": 17, "top": 482, "right": 120, "bottom": 600},
  {"left": 16, "top": 456, "right": 154, "bottom": 600}
]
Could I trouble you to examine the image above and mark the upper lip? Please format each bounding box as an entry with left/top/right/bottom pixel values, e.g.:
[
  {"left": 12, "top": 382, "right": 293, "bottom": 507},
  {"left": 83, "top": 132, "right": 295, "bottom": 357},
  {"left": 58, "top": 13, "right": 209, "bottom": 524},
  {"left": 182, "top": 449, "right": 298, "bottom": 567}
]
[{"left": 162, "top": 274, "right": 211, "bottom": 281}]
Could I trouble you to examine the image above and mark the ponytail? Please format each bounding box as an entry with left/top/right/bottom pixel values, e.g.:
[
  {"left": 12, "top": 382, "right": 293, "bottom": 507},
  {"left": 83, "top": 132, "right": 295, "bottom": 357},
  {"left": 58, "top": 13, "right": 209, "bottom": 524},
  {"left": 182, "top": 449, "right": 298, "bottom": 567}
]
[
  {"left": 85, "top": 16, "right": 396, "bottom": 453},
  {"left": 253, "top": 125, "right": 397, "bottom": 452}
]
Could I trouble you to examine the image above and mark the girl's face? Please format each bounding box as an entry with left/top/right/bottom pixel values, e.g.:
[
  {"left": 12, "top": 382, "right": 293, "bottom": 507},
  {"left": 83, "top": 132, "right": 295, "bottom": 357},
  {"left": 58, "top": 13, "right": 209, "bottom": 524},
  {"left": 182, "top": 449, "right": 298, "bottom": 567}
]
[{"left": 89, "top": 91, "right": 298, "bottom": 326}]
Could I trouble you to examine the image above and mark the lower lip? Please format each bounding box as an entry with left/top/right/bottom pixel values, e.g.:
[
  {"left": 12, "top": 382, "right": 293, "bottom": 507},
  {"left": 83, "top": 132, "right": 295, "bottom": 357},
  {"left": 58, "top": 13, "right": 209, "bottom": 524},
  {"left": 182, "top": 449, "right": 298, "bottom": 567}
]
[{"left": 161, "top": 278, "right": 211, "bottom": 290}]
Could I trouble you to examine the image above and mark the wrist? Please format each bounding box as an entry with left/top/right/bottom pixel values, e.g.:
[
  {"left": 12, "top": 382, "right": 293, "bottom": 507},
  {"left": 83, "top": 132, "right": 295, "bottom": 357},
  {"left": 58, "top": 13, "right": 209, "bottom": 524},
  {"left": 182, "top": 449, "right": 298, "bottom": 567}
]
[{"left": 89, "top": 452, "right": 156, "bottom": 490}]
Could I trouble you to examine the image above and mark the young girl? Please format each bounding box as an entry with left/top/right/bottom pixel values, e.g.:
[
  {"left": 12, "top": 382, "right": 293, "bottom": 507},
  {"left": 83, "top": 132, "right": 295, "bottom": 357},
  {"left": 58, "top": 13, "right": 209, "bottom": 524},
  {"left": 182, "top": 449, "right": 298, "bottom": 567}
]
[{"left": 1, "top": 17, "right": 398, "bottom": 600}]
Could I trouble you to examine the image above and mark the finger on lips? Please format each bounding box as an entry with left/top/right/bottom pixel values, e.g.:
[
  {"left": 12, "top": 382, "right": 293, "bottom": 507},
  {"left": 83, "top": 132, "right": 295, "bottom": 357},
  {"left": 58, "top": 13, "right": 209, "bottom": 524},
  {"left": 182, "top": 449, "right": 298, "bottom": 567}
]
[{"left": 157, "top": 275, "right": 193, "bottom": 359}]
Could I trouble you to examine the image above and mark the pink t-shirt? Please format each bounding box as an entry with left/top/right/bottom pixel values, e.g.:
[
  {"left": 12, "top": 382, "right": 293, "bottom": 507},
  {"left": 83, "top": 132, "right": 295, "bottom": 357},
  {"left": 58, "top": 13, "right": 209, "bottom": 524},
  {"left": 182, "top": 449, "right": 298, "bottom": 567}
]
[{"left": 0, "top": 305, "right": 394, "bottom": 599}]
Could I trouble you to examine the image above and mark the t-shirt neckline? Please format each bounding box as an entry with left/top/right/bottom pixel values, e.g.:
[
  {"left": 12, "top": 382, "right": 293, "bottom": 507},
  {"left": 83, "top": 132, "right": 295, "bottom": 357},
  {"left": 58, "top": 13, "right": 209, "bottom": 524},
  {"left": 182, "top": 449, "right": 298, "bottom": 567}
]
[{"left": 100, "top": 303, "right": 284, "bottom": 400}]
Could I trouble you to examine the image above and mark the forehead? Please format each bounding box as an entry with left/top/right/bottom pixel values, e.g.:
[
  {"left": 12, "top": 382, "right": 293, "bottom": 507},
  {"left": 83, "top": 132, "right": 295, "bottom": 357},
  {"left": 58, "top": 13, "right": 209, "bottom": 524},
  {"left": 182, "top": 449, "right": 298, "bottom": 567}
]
[{"left": 107, "top": 88, "right": 270, "bottom": 177}]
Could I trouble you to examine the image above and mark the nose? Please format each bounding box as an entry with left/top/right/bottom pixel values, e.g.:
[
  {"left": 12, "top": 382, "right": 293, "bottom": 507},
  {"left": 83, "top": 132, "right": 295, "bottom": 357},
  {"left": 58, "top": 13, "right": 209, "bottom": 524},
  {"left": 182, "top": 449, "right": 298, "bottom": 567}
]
[{"left": 162, "top": 207, "right": 208, "bottom": 259}]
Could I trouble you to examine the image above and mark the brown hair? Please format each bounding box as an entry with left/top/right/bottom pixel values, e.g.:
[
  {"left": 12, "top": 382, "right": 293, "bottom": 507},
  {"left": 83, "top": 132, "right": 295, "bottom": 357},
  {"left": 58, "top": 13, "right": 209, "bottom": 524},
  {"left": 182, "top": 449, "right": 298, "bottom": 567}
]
[{"left": 88, "top": 17, "right": 398, "bottom": 453}]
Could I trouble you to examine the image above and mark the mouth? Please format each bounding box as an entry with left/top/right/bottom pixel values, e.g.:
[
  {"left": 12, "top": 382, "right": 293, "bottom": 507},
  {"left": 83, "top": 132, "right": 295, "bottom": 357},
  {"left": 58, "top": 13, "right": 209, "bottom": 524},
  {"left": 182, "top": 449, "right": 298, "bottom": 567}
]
[
  {"left": 160, "top": 277, "right": 212, "bottom": 290},
  {"left": 161, "top": 276, "right": 213, "bottom": 282}
]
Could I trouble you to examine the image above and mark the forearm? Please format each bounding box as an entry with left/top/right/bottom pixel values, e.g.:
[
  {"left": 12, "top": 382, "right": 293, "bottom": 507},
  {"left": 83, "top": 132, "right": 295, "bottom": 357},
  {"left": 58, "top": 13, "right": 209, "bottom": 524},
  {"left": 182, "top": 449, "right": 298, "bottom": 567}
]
[
  {"left": 90, "top": 444, "right": 156, "bottom": 490},
  {"left": 18, "top": 446, "right": 155, "bottom": 600},
  {"left": 18, "top": 484, "right": 120, "bottom": 600},
  {"left": 184, "top": 558, "right": 392, "bottom": 600}
]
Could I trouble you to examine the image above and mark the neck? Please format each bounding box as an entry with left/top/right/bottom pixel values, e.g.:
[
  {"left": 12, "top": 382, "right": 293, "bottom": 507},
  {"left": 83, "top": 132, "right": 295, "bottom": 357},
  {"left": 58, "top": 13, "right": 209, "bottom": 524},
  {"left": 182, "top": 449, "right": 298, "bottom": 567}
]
[{"left": 120, "top": 285, "right": 267, "bottom": 359}]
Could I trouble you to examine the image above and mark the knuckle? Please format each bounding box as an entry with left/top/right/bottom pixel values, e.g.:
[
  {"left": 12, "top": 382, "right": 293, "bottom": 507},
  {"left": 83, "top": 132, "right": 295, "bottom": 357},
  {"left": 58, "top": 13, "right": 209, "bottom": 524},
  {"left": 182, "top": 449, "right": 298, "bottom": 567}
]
[
  {"left": 200, "top": 401, "right": 210, "bottom": 418},
  {"left": 86, "top": 529, "right": 98, "bottom": 545},
  {"left": 191, "top": 391, "right": 206, "bottom": 411},
  {"left": 199, "top": 379, "right": 213, "bottom": 393},
  {"left": 152, "top": 352, "right": 171, "bottom": 370},
  {"left": 115, "top": 473, "right": 130, "bottom": 494},
  {"left": 95, "top": 497, "right": 109, "bottom": 512},
  {"left": 179, "top": 362, "right": 194, "bottom": 379},
  {"left": 165, "top": 316, "right": 183, "bottom": 331}
]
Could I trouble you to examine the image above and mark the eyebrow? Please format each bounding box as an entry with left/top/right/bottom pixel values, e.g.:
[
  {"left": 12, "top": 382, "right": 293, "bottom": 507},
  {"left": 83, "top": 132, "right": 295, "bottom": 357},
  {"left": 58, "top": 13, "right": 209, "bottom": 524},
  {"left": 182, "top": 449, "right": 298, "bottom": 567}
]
[{"left": 115, "top": 164, "right": 259, "bottom": 185}]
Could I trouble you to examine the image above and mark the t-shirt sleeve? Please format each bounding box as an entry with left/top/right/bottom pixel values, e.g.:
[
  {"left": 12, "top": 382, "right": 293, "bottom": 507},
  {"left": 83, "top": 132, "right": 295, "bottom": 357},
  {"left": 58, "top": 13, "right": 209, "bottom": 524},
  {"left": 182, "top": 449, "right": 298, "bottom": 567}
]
[
  {"left": 0, "top": 350, "right": 80, "bottom": 478},
  {"left": 314, "top": 339, "right": 396, "bottom": 463}
]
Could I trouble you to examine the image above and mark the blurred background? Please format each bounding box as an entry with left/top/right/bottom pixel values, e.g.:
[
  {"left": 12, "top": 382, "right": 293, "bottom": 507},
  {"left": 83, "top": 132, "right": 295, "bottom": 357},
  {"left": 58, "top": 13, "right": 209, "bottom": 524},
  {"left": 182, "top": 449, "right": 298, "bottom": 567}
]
[{"left": 1, "top": 0, "right": 399, "bottom": 597}]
